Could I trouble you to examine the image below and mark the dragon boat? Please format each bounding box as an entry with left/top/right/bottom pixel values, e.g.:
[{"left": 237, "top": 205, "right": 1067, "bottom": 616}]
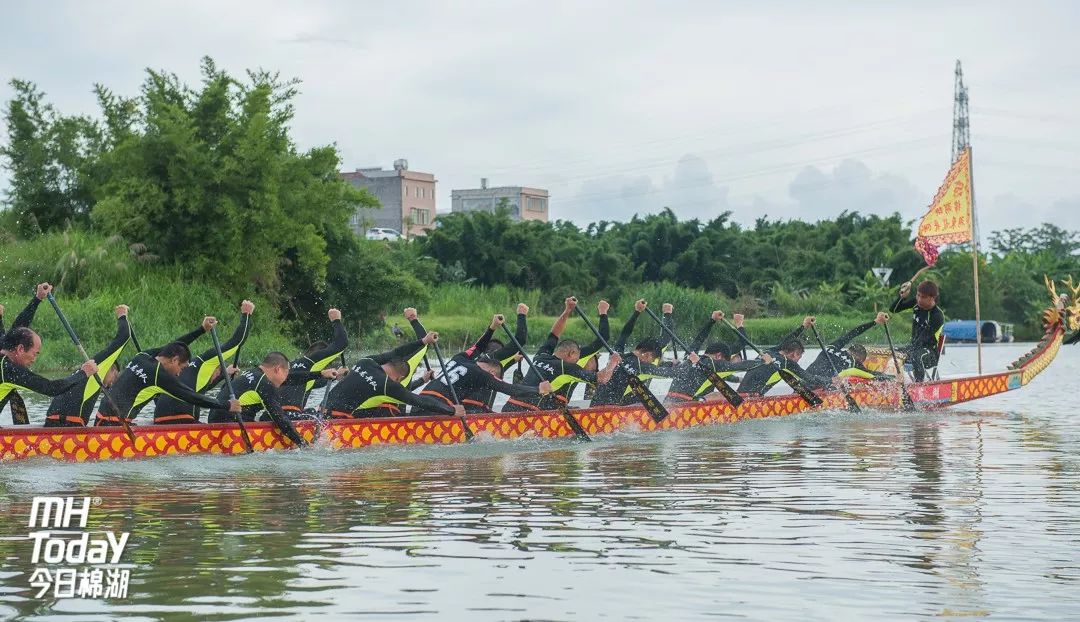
[{"left": 0, "top": 288, "right": 1072, "bottom": 463}]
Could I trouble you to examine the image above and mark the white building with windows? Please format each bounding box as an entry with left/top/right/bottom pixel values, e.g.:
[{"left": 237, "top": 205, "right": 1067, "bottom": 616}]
[{"left": 451, "top": 178, "right": 549, "bottom": 222}]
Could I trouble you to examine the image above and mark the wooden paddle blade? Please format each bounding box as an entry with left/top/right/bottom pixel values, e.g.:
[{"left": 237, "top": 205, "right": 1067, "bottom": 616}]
[
  {"left": 558, "top": 406, "right": 591, "bottom": 441},
  {"left": 706, "top": 371, "right": 743, "bottom": 407},
  {"left": 627, "top": 375, "right": 670, "bottom": 423},
  {"left": 8, "top": 391, "right": 30, "bottom": 425}
]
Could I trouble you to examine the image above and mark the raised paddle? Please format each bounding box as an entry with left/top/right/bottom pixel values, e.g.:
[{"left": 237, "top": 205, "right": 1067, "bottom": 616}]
[
  {"left": 429, "top": 337, "right": 476, "bottom": 441},
  {"left": 643, "top": 306, "right": 744, "bottom": 408},
  {"left": 46, "top": 293, "right": 136, "bottom": 442},
  {"left": 499, "top": 323, "right": 591, "bottom": 441},
  {"left": 208, "top": 325, "right": 254, "bottom": 453},
  {"left": 572, "top": 304, "right": 671, "bottom": 424},
  {"left": 720, "top": 316, "right": 824, "bottom": 408},
  {"left": 882, "top": 322, "right": 917, "bottom": 411},
  {"left": 808, "top": 324, "right": 861, "bottom": 413}
]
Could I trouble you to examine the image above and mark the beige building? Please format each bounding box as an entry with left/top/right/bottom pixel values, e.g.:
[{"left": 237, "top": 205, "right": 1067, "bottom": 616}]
[
  {"left": 451, "top": 179, "right": 549, "bottom": 222},
  {"left": 340, "top": 159, "right": 436, "bottom": 238}
]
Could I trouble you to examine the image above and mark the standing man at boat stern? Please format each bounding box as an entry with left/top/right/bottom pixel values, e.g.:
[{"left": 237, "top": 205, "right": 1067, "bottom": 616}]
[
  {"left": 890, "top": 280, "right": 945, "bottom": 382},
  {"left": 207, "top": 351, "right": 308, "bottom": 447},
  {"left": 94, "top": 316, "right": 240, "bottom": 425},
  {"left": 45, "top": 304, "right": 132, "bottom": 427}
]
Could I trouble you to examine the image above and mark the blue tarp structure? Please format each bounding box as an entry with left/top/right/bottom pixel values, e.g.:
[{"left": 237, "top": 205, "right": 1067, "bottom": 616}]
[{"left": 943, "top": 320, "right": 1004, "bottom": 343}]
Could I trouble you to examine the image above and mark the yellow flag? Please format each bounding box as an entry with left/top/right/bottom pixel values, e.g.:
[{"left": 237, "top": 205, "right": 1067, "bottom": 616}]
[{"left": 914, "top": 147, "right": 973, "bottom": 265}]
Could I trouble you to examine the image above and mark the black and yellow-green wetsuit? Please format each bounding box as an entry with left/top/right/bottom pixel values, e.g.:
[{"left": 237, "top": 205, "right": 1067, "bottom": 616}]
[
  {"left": 501, "top": 331, "right": 601, "bottom": 412},
  {"left": 736, "top": 323, "right": 813, "bottom": 396},
  {"left": 206, "top": 368, "right": 306, "bottom": 446},
  {"left": 94, "top": 325, "right": 230, "bottom": 425},
  {"left": 890, "top": 295, "right": 945, "bottom": 382},
  {"left": 153, "top": 312, "right": 251, "bottom": 424},
  {"left": 419, "top": 352, "right": 540, "bottom": 414},
  {"left": 280, "top": 317, "right": 348, "bottom": 412},
  {"left": 323, "top": 340, "right": 454, "bottom": 418},
  {"left": 804, "top": 320, "right": 881, "bottom": 387},
  {"left": 44, "top": 315, "right": 131, "bottom": 427}
]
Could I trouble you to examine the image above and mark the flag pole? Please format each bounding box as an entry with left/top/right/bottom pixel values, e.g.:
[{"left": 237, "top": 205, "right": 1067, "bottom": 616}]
[{"left": 969, "top": 147, "right": 983, "bottom": 374}]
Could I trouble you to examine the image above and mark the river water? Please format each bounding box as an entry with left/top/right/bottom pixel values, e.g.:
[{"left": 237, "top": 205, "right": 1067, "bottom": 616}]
[{"left": 1, "top": 344, "right": 1078, "bottom": 621}]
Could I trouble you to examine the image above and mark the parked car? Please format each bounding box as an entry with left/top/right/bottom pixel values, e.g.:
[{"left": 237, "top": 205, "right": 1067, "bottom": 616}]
[{"left": 366, "top": 228, "right": 402, "bottom": 241}]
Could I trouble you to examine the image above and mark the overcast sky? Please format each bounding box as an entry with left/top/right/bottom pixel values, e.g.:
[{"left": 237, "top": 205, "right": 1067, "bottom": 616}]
[{"left": 2, "top": 1, "right": 1078, "bottom": 243}]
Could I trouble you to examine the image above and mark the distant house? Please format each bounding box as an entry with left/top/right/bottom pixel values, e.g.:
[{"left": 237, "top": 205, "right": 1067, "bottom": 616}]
[
  {"left": 340, "top": 159, "right": 436, "bottom": 238},
  {"left": 451, "top": 178, "right": 549, "bottom": 222}
]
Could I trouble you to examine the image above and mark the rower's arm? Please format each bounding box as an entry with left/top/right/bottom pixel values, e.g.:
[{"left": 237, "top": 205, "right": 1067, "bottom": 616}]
[
  {"left": 614, "top": 311, "right": 641, "bottom": 352},
  {"left": 688, "top": 318, "right": 716, "bottom": 353},
  {"left": 482, "top": 374, "right": 540, "bottom": 399},
  {"left": 9, "top": 296, "right": 42, "bottom": 331},
  {"left": 216, "top": 312, "right": 252, "bottom": 362},
  {"left": 639, "top": 361, "right": 678, "bottom": 378},
  {"left": 155, "top": 370, "right": 229, "bottom": 412},
  {"left": 258, "top": 382, "right": 307, "bottom": 446},
  {"left": 657, "top": 312, "right": 676, "bottom": 351},
  {"left": 2, "top": 361, "right": 84, "bottom": 397},
  {"left": 284, "top": 369, "right": 322, "bottom": 386},
  {"left": 384, "top": 380, "right": 456, "bottom": 415},
  {"left": 890, "top": 296, "right": 915, "bottom": 313},
  {"left": 830, "top": 320, "right": 877, "bottom": 349},
  {"left": 371, "top": 339, "right": 424, "bottom": 365},
  {"left": 778, "top": 324, "right": 805, "bottom": 346},
  {"left": 465, "top": 326, "right": 496, "bottom": 359},
  {"left": 305, "top": 319, "right": 348, "bottom": 368},
  {"left": 580, "top": 312, "right": 609, "bottom": 358},
  {"left": 89, "top": 316, "right": 131, "bottom": 366},
  {"left": 514, "top": 311, "right": 528, "bottom": 347}
]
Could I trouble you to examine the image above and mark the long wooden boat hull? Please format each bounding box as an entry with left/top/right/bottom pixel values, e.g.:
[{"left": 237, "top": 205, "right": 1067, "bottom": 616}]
[{"left": 0, "top": 319, "right": 1064, "bottom": 463}]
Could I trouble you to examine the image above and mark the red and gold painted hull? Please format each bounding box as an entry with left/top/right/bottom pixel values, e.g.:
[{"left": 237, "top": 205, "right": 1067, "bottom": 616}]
[{"left": 0, "top": 323, "right": 1063, "bottom": 463}]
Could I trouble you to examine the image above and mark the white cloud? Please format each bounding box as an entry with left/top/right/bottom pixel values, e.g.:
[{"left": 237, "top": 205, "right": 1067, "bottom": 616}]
[{"left": 1, "top": 0, "right": 1077, "bottom": 237}]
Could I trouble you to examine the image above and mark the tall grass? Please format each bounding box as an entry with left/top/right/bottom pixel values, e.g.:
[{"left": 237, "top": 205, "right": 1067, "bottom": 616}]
[{"left": 4, "top": 230, "right": 907, "bottom": 369}]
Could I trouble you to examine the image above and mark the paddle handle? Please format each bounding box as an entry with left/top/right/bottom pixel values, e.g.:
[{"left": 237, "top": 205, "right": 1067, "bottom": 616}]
[
  {"left": 500, "top": 324, "right": 537, "bottom": 370},
  {"left": 429, "top": 340, "right": 461, "bottom": 405},
  {"left": 808, "top": 324, "right": 842, "bottom": 377},
  {"left": 209, "top": 325, "right": 253, "bottom": 452},
  {"left": 720, "top": 317, "right": 765, "bottom": 357}
]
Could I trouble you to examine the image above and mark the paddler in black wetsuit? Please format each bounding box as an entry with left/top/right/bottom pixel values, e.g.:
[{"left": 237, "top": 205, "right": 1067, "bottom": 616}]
[
  {"left": 44, "top": 304, "right": 132, "bottom": 427},
  {"left": 280, "top": 308, "right": 349, "bottom": 413},
  {"left": 736, "top": 316, "right": 817, "bottom": 396},
  {"left": 207, "top": 351, "right": 308, "bottom": 446},
  {"left": 0, "top": 282, "right": 53, "bottom": 422},
  {"left": 153, "top": 300, "right": 254, "bottom": 424},
  {"left": 501, "top": 298, "right": 619, "bottom": 412},
  {"left": 804, "top": 312, "right": 893, "bottom": 387},
  {"left": 566, "top": 299, "right": 610, "bottom": 402},
  {"left": 94, "top": 316, "right": 240, "bottom": 425},
  {"left": 665, "top": 311, "right": 773, "bottom": 403},
  {"left": 1, "top": 328, "right": 98, "bottom": 407},
  {"left": 589, "top": 300, "right": 679, "bottom": 407},
  {"left": 460, "top": 303, "right": 531, "bottom": 409},
  {"left": 322, "top": 332, "right": 465, "bottom": 419},
  {"left": 417, "top": 314, "right": 554, "bottom": 413},
  {"left": 890, "top": 280, "right": 945, "bottom": 382}
]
